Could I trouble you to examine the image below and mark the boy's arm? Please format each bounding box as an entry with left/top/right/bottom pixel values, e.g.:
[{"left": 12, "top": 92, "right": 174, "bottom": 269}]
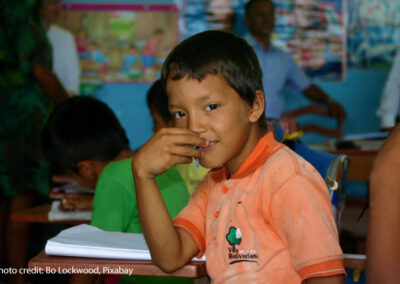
[
  {"left": 270, "top": 174, "right": 345, "bottom": 280},
  {"left": 134, "top": 177, "right": 199, "bottom": 271},
  {"left": 305, "top": 275, "right": 345, "bottom": 284},
  {"left": 132, "top": 128, "right": 206, "bottom": 272}
]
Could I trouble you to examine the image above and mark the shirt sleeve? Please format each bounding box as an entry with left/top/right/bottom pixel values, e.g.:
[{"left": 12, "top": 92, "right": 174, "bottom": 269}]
[
  {"left": 173, "top": 175, "right": 210, "bottom": 256},
  {"left": 91, "top": 177, "right": 134, "bottom": 232},
  {"left": 285, "top": 54, "right": 311, "bottom": 92},
  {"left": 376, "top": 51, "right": 400, "bottom": 128},
  {"left": 270, "top": 174, "right": 345, "bottom": 281}
]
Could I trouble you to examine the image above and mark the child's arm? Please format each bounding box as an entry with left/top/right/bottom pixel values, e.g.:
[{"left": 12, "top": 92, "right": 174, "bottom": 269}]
[
  {"left": 132, "top": 127, "right": 206, "bottom": 272},
  {"left": 305, "top": 275, "right": 344, "bottom": 283}
]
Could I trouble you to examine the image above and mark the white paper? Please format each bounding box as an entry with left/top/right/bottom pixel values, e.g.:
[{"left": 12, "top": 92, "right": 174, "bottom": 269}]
[
  {"left": 342, "top": 131, "right": 389, "bottom": 141},
  {"left": 48, "top": 201, "right": 92, "bottom": 222},
  {"left": 45, "top": 224, "right": 206, "bottom": 261}
]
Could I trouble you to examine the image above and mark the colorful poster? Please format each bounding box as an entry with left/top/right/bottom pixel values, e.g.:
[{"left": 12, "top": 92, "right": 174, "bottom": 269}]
[
  {"left": 180, "top": 0, "right": 346, "bottom": 81},
  {"left": 271, "top": 0, "right": 345, "bottom": 80},
  {"left": 179, "top": 0, "right": 248, "bottom": 38},
  {"left": 58, "top": 3, "right": 178, "bottom": 86},
  {"left": 347, "top": 0, "right": 400, "bottom": 69}
]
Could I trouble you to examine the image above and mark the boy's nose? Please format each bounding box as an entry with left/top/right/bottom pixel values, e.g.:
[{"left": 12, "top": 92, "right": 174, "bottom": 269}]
[{"left": 188, "top": 115, "right": 207, "bottom": 134}]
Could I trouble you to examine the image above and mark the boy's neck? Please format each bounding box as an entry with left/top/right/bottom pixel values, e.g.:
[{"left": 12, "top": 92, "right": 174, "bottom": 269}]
[{"left": 225, "top": 126, "right": 266, "bottom": 177}]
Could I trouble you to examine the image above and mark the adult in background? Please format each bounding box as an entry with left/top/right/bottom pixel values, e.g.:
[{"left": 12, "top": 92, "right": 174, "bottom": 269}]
[
  {"left": 0, "top": 0, "right": 68, "bottom": 283},
  {"left": 243, "top": 0, "right": 346, "bottom": 120},
  {"left": 40, "top": 0, "right": 81, "bottom": 96}
]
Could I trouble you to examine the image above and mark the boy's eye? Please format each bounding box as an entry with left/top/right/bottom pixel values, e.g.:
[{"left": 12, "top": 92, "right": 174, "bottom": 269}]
[
  {"left": 205, "top": 104, "right": 218, "bottom": 111},
  {"left": 174, "top": 111, "right": 186, "bottom": 119}
]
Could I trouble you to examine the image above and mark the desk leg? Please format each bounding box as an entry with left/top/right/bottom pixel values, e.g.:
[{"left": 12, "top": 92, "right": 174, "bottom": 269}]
[{"left": 194, "top": 275, "right": 209, "bottom": 284}]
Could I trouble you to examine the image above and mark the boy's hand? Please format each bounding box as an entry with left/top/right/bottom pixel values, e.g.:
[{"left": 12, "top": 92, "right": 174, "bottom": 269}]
[
  {"left": 58, "top": 194, "right": 93, "bottom": 211},
  {"left": 132, "top": 127, "right": 206, "bottom": 180}
]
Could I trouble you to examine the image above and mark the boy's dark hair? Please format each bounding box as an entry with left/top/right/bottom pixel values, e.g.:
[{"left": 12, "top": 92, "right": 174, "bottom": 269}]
[
  {"left": 245, "top": 0, "right": 275, "bottom": 17},
  {"left": 161, "top": 30, "right": 266, "bottom": 130},
  {"left": 146, "top": 79, "right": 172, "bottom": 123},
  {"left": 42, "top": 96, "right": 130, "bottom": 172}
]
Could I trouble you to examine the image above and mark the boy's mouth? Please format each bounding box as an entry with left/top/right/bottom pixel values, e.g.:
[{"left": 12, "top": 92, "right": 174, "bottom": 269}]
[{"left": 202, "top": 141, "right": 217, "bottom": 152}]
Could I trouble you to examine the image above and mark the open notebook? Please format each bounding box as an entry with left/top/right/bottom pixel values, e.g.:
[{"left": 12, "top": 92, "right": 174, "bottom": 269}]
[{"left": 45, "top": 224, "right": 206, "bottom": 261}]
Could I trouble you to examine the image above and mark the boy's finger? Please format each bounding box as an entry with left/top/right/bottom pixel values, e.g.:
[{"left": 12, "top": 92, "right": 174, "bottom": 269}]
[
  {"left": 165, "top": 133, "right": 207, "bottom": 148},
  {"left": 157, "top": 128, "right": 207, "bottom": 147},
  {"left": 169, "top": 145, "right": 204, "bottom": 158}
]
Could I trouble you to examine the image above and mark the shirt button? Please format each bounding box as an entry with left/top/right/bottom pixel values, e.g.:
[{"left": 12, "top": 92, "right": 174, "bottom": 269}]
[
  {"left": 222, "top": 186, "right": 228, "bottom": 194},
  {"left": 215, "top": 211, "right": 220, "bottom": 218}
]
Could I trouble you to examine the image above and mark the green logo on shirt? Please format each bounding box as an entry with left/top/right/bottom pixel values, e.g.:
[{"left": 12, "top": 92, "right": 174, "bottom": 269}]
[
  {"left": 226, "top": 227, "right": 242, "bottom": 246},
  {"left": 226, "top": 227, "right": 259, "bottom": 264}
]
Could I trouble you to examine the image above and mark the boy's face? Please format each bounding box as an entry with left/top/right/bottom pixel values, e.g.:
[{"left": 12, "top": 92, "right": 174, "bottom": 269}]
[{"left": 167, "top": 74, "right": 263, "bottom": 174}]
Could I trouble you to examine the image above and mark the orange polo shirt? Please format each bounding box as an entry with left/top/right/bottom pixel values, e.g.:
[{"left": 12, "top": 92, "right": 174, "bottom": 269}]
[{"left": 174, "top": 133, "right": 345, "bottom": 283}]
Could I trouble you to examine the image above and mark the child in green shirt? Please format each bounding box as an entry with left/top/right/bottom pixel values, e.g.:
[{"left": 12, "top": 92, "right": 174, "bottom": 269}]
[{"left": 42, "top": 96, "right": 190, "bottom": 284}]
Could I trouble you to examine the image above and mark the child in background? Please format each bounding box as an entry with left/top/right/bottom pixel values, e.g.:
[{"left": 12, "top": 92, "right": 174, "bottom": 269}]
[
  {"left": 146, "top": 79, "right": 209, "bottom": 194},
  {"left": 141, "top": 28, "right": 164, "bottom": 71},
  {"left": 42, "top": 96, "right": 191, "bottom": 284},
  {"left": 132, "top": 30, "right": 345, "bottom": 283},
  {"left": 121, "top": 44, "right": 142, "bottom": 79},
  {"left": 88, "top": 41, "right": 108, "bottom": 76}
]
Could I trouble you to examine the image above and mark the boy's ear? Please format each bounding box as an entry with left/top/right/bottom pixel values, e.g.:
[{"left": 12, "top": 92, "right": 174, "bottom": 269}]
[{"left": 249, "top": 90, "right": 265, "bottom": 123}]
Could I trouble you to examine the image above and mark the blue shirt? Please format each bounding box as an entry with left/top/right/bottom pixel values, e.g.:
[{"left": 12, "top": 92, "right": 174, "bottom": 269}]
[{"left": 244, "top": 34, "right": 311, "bottom": 118}]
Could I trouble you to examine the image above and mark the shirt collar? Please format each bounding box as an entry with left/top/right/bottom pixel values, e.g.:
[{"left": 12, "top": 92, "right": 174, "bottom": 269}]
[
  {"left": 244, "top": 33, "right": 276, "bottom": 52},
  {"left": 210, "top": 132, "right": 283, "bottom": 182}
]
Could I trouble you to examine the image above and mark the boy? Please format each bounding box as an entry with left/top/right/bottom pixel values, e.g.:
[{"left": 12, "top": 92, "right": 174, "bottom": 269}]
[
  {"left": 42, "top": 96, "right": 191, "bottom": 284},
  {"left": 146, "top": 79, "right": 209, "bottom": 195},
  {"left": 132, "top": 30, "right": 345, "bottom": 283}
]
